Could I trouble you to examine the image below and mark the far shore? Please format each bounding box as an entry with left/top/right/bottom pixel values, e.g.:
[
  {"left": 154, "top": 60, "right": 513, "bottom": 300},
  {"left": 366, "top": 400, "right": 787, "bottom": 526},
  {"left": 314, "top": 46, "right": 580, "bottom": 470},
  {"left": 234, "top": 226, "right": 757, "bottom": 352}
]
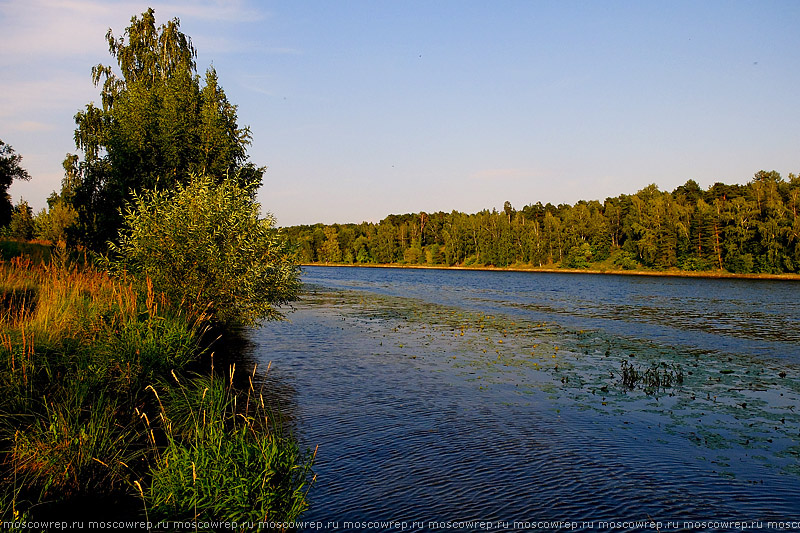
[{"left": 301, "top": 262, "right": 800, "bottom": 281}]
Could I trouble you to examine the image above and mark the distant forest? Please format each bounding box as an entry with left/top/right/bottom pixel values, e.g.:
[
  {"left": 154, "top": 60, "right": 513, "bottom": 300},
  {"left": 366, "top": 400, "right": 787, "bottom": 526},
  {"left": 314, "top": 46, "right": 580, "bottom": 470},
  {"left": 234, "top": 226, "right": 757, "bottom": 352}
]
[{"left": 285, "top": 170, "right": 800, "bottom": 274}]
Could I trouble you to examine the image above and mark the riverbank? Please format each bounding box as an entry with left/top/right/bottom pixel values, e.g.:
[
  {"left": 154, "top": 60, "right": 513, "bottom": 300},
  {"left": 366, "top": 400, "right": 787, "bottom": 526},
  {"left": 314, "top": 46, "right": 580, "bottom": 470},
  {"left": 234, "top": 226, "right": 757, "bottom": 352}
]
[
  {"left": 301, "top": 262, "right": 800, "bottom": 281},
  {"left": 0, "top": 255, "right": 313, "bottom": 523}
]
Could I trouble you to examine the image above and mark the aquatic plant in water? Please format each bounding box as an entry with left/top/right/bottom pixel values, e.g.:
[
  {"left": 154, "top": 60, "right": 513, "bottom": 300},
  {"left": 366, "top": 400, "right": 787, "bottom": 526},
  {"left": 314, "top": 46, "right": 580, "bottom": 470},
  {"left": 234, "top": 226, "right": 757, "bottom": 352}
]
[{"left": 619, "top": 359, "right": 684, "bottom": 395}]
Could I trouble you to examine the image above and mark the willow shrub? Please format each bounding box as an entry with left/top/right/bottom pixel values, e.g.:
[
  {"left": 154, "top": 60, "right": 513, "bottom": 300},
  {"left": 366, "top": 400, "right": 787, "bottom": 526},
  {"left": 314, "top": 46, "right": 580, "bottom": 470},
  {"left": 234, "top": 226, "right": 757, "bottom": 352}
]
[{"left": 108, "top": 174, "right": 300, "bottom": 328}]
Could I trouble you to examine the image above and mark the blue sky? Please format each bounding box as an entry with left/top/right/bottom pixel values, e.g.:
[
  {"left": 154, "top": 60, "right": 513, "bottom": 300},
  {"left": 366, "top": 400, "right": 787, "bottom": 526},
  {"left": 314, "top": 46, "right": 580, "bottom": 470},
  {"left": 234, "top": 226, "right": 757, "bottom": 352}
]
[{"left": 1, "top": 1, "right": 799, "bottom": 226}]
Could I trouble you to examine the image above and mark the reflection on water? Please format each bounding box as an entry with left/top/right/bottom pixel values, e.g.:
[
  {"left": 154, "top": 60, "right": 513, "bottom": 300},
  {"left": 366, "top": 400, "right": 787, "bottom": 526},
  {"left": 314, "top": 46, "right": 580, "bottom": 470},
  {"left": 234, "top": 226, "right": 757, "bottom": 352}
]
[{"left": 247, "top": 267, "right": 800, "bottom": 531}]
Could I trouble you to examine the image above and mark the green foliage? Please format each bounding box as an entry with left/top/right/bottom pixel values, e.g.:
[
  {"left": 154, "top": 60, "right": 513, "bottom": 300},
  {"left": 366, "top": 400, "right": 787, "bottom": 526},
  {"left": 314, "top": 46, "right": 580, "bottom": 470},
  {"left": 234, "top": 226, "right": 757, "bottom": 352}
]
[
  {"left": 426, "top": 243, "right": 443, "bottom": 265},
  {"left": 34, "top": 194, "right": 77, "bottom": 243},
  {"left": 611, "top": 250, "right": 640, "bottom": 270},
  {"left": 0, "top": 140, "right": 31, "bottom": 228},
  {"left": 679, "top": 256, "right": 713, "bottom": 272},
  {"left": 108, "top": 174, "right": 300, "bottom": 328},
  {"left": 143, "top": 374, "right": 314, "bottom": 525},
  {"left": 403, "top": 244, "right": 423, "bottom": 264},
  {"left": 1, "top": 201, "right": 35, "bottom": 241},
  {"left": 319, "top": 227, "right": 342, "bottom": 263},
  {"left": 563, "top": 243, "right": 593, "bottom": 269},
  {"left": 65, "top": 8, "right": 261, "bottom": 250},
  {"left": 287, "top": 170, "right": 800, "bottom": 275}
]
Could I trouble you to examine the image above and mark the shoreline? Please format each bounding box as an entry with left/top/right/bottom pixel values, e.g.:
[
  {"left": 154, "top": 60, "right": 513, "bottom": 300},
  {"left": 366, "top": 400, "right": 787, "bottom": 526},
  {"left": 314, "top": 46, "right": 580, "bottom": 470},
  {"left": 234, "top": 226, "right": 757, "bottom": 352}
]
[{"left": 301, "top": 262, "right": 800, "bottom": 281}]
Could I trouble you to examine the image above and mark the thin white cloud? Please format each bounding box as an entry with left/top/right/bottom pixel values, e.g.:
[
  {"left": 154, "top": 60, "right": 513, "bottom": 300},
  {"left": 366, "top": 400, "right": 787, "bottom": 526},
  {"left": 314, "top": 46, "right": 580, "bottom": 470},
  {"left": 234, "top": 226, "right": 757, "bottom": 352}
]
[
  {"left": 0, "top": 0, "right": 120, "bottom": 60},
  {"left": 239, "top": 81, "right": 275, "bottom": 97},
  {"left": 0, "top": 0, "right": 272, "bottom": 122},
  {"left": 0, "top": 0, "right": 268, "bottom": 62}
]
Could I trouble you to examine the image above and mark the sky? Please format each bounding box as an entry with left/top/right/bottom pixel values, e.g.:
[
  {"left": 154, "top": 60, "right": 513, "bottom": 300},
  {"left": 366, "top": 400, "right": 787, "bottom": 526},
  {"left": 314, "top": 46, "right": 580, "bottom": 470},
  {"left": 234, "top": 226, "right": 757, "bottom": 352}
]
[{"left": 1, "top": 0, "right": 799, "bottom": 227}]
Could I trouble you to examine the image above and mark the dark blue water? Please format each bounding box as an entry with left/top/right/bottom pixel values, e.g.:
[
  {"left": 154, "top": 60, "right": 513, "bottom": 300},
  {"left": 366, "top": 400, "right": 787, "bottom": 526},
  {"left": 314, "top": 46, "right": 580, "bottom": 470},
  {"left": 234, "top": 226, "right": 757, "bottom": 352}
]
[
  {"left": 249, "top": 266, "right": 800, "bottom": 532},
  {"left": 300, "top": 266, "right": 800, "bottom": 361}
]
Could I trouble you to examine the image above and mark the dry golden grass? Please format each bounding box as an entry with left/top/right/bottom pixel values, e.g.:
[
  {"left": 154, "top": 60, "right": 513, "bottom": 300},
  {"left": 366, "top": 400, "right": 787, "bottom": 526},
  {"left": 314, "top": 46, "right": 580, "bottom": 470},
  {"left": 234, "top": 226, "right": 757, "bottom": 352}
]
[{"left": 0, "top": 254, "right": 144, "bottom": 346}]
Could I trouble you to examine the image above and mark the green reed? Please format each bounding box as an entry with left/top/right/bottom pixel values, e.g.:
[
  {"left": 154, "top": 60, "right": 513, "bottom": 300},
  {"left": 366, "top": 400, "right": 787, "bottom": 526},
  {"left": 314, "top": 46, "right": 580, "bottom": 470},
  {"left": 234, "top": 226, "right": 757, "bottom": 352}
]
[
  {"left": 619, "top": 359, "right": 684, "bottom": 395},
  {"left": 140, "top": 371, "right": 315, "bottom": 528}
]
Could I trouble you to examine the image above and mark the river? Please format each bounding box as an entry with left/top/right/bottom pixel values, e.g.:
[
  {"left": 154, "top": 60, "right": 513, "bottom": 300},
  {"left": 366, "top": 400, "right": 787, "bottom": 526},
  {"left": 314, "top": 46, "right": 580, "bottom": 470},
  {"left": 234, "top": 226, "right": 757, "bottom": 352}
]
[{"left": 247, "top": 266, "right": 800, "bottom": 532}]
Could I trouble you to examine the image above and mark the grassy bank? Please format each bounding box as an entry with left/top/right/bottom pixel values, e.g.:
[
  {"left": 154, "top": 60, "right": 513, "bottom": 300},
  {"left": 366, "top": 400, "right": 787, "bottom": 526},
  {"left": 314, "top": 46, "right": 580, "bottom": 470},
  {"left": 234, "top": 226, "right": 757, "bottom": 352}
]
[{"left": 0, "top": 254, "right": 313, "bottom": 527}]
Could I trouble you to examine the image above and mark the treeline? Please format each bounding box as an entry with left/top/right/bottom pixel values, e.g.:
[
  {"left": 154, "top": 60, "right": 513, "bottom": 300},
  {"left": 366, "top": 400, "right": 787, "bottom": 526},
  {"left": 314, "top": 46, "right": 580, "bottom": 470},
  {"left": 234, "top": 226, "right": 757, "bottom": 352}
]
[{"left": 286, "top": 170, "right": 800, "bottom": 274}]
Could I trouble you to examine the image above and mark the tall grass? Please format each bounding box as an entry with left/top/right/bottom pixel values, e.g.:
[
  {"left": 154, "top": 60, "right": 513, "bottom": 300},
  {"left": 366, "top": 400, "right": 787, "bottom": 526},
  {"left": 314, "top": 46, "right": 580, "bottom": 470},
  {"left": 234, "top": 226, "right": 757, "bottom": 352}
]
[
  {"left": 0, "top": 253, "right": 314, "bottom": 523},
  {"left": 141, "top": 370, "right": 315, "bottom": 525}
]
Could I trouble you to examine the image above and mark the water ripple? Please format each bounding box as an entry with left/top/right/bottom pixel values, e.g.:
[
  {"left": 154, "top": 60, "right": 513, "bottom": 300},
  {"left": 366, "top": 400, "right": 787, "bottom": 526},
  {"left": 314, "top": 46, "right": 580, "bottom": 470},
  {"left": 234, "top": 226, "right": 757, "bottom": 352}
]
[{"left": 249, "top": 269, "right": 800, "bottom": 530}]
